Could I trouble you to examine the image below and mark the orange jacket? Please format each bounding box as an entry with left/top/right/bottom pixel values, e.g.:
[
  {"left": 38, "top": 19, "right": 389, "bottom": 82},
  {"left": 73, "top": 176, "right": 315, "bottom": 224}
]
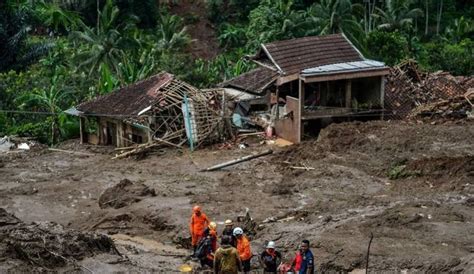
[
  {"left": 236, "top": 235, "right": 252, "bottom": 261},
  {"left": 189, "top": 213, "right": 209, "bottom": 236}
]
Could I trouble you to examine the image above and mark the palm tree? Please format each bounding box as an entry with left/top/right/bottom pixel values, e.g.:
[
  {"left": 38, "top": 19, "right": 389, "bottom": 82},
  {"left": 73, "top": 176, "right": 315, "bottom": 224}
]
[
  {"left": 374, "top": 0, "right": 423, "bottom": 32},
  {"left": 71, "top": 0, "right": 125, "bottom": 76},
  {"left": 0, "top": 2, "right": 53, "bottom": 72},
  {"left": 308, "top": 0, "right": 364, "bottom": 47},
  {"left": 17, "top": 73, "right": 70, "bottom": 144},
  {"left": 154, "top": 13, "right": 190, "bottom": 53},
  {"left": 36, "top": 1, "right": 83, "bottom": 33}
]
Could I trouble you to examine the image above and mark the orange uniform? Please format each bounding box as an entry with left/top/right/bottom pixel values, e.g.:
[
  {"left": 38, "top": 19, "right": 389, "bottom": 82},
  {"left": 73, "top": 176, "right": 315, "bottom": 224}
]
[
  {"left": 236, "top": 235, "right": 252, "bottom": 261},
  {"left": 190, "top": 212, "right": 209, "bottom": 246}
]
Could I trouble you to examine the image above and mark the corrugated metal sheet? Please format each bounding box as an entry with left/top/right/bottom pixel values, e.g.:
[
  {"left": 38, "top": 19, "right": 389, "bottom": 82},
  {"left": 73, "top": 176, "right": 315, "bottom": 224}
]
[{"left": 301, "top": 60, "right": 387, "bottom": 76}]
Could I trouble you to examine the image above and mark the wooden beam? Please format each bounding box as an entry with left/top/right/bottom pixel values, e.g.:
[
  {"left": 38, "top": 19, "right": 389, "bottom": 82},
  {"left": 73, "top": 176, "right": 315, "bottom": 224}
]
[
  {"left": 79, "top": 117, "right": 84, "bottom": 145},
  {"left": 345, "top": 79, "right": 352, "bottom": 109},
  {"left": 297, "top": 78, "right": 304, "bottom": 143}
]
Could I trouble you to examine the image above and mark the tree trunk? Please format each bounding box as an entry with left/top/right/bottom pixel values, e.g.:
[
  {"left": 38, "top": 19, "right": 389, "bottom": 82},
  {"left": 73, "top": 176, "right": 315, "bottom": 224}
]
[
  {"left": 425, "top": 0, "right": 429, "bottom": 35},
  {"left": 436, "top": 0, "right": 443, "bottom": 35}
]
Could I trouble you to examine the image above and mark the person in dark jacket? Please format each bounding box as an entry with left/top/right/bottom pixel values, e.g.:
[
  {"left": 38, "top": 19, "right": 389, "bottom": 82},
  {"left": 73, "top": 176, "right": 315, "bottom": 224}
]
[
  {"left": 298, "top": 240, "right": 314, "bottom": 274},
  {"left": 221, "top": 219, "right": 236, "bottom": 247},
  {"left": 259, "top": 241, "right": 282, "bottom": 273}
]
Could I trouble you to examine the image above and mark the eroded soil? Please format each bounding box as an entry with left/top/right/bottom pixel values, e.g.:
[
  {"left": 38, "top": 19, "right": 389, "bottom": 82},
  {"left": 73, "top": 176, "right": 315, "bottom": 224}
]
[{"left": 0, "top": 120, "right": 473, "bottom": 272}]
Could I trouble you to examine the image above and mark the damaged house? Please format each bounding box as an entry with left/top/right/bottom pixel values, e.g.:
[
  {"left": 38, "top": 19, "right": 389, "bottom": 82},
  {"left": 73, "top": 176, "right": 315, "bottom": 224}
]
[
  {"left": 221, "top": 33, "right": 389, "bottom": 143},
  {"left": 68, "top": 73, "right": 222, "bottom": 150}
]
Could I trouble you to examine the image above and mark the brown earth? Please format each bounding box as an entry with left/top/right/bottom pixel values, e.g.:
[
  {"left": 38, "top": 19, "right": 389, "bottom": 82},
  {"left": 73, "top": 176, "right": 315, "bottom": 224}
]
[
  {"left": 0, "top": 120, "right": 473, "bottom": 272},
  {"left": 167, "top": 0, "right": 221, "bottom": 60}
]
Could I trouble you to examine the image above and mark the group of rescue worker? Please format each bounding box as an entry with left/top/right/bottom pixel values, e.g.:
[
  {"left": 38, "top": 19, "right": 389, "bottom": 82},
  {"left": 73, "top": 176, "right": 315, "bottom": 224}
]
[{"left": 190, "top": 206, "right": 315, "bottom": 274}]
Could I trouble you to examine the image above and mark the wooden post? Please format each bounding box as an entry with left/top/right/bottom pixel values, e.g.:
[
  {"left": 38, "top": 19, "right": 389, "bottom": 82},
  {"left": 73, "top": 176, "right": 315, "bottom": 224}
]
[
  {"left": 345, "top": 79, "right": 352, "bottom": 109},
  {"left": 298, "top": 78, "right": 305, "bottom": 143},
  {"left": 380, "top": 76, "right": 385, "bottom": 120},
  {"left": 275, "top": 86, "right": 280, "bottom": 121},
  {"left": 147, "top": 116, "right": 153, "bottom": 144},
  {"left": 79, "top": 117, "right": 84, "bottom": 144}
]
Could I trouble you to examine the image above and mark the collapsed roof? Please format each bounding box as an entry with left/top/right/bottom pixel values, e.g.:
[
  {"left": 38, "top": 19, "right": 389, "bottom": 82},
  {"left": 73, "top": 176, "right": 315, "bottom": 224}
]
[
  {"left": 219, "top": 67, "right": 278, "bottom": 95},
  {"left": 77, "top": 72, "right": 175, "bottom": 117}
]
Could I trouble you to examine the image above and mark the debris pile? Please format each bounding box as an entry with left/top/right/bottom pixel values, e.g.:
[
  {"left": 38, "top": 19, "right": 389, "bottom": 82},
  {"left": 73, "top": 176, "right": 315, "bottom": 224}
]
[
  {"left": 112, "top": 78, "right": 225, "bottom": 159},
  {"left": 0, "top": 136, "right": 43, "bottom": 153},
  {"left": 385, "top": 60, "right": 474, "bottom": 119},
  {"left": 98, "top": 179, "right": 156, "bottom": 209},
  {"left": 410, "top": 91, "right": 473, "bottom": 120},
  {"left": 0, "top": 208, "right": 118, "bottom": 268}
]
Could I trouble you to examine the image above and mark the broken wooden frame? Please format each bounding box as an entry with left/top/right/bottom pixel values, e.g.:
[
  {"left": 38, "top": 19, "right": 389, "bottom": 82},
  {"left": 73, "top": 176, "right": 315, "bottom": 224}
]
[{"left": 115, "top": 79, "right": 226, "bottom": 158}]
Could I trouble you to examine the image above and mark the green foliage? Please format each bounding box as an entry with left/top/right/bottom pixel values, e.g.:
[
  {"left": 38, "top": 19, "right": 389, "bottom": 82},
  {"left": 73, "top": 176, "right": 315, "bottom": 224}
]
[
  {"left": 0, "top": 4, "right": 53, "bottom": 72},
  {"left": 374, "top": 0, "right": 423, "bottom": 32},
  {"left": 308, "top": 0, "right": 365, "bottom": 47},
  {"left": 422, "top": 39, "right": 474, "bottom": 76},
  {"left": 246, "top": 0, "right": 314, "bottom": 50},
  {"left": 366, "top": 30, "right": 410, "bottom": 66},
  {"left": 36, "top": 1, "right": 83, "bottom": 33},
  {"left": 1, "top": 0, "right": 472, "bottom": 145},
  {"left": 388, "top": 161, "right": 421, "bottom": 180},
  {"left": 7, "top": 122, "right": 51, "bottom": 144}
]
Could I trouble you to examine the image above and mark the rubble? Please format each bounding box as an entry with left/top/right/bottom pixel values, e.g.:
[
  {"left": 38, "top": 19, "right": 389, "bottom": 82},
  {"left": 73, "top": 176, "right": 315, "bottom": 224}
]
[
  {"left": 410, "top": 92, "right": 474, "bottom": 121},
  {"left": 385, "top": 60, "right": 474, "bottom": 119},
  {"left": 0, "top": 208, "right": 118, "bottom": 268},
  {"left": 98, "top": 179, "right": 156, "bottom": 209}
]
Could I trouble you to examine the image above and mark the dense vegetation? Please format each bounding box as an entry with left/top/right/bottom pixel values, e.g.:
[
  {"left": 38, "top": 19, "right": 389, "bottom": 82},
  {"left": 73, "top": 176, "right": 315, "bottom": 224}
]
[{"left": 0, "top": 0, "right": 473, "bottom": 144}]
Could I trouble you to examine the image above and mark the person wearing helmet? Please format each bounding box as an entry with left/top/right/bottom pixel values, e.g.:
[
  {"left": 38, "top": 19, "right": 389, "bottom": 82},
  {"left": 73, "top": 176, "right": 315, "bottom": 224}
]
[
  {"left": 259, "top": 241, "right": 281, "bottom": 273},
  {"left": 190, "top": 205, "right": 209, "bottom": 255},
  {"left": 221, "top": 219, "right": 236, "bottom": 247},
  {"left": 233, "top": 227, "right": 252, "bottom": 273}
]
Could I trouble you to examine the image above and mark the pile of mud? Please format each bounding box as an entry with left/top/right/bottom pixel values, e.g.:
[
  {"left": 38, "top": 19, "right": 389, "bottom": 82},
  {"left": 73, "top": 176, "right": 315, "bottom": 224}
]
[
  {"left": 99, "top": 179, "right": 156, "bottom": 209},
  {"left": 0, "top": 208, "right": 118, "bottom": 268}
]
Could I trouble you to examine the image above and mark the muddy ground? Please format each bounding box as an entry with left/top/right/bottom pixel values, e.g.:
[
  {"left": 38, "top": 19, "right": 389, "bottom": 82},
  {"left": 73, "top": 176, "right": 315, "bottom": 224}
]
[{"left": 0, "top": 120, "right": 473, "bottom": 272}]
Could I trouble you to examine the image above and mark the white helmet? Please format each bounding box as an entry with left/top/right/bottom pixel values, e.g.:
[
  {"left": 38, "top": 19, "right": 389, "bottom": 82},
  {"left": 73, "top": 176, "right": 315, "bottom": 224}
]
[
  {"left": 233, "top": 227, "right": 243, "bottom": 236},
  {"left": 266, "top": 241, "right": 276, "bottom": 249}
]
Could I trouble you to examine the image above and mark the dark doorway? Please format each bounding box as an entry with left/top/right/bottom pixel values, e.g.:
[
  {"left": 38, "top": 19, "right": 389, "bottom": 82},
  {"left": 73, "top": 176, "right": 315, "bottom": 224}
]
[{"left": 106, "top": 122, "right": 117, "bottom": 146}]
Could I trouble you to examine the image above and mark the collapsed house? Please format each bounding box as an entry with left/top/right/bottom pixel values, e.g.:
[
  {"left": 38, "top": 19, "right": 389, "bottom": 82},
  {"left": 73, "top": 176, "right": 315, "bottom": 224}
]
[
  {"left": 221, "top": 34, "right": 389, "bottom": 143},
  {"left": 67, "top": 73, "right": 223, "bottom": 152}
]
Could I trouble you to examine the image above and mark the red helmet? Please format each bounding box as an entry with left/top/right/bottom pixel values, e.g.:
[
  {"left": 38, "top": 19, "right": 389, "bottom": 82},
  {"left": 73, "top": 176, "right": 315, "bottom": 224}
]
[{"left": 193, "top": 205, "right": 201, "bottom": 213}]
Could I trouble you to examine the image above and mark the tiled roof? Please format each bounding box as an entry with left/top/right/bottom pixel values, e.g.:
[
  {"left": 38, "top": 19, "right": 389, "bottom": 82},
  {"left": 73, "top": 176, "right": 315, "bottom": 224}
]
[
  {"left": 259, "top": 34, "right": 364, "bottom": 75},
  {"left": 77, "top": 73, "right": 174, "bottom": 117},
  {"left": 220, "top": 67, "right": 278, "bottom": 94}
]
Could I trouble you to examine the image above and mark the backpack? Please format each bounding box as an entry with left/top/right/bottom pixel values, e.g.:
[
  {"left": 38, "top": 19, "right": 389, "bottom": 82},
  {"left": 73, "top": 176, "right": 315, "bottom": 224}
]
[{"left": 195, "top": 237, "right": 212, "bottom": 259}]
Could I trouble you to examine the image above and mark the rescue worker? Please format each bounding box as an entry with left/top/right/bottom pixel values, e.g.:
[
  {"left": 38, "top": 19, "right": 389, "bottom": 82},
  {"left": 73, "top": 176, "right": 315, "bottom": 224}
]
[
  {"left": 214, "top": 235, "right": 242, "bottom": 274},
  {"left": 233, "top": 227, "right": 252, "bottom": 273},
  {"left": 296, "top": 240, "right": 314, "bottom": 274},
  {"left": 221, "top": 219, "right": 236, "bottom": 247},
  {"left": 259, "top": 241, "right": 281, "bottom": 273},
  {"left": 198, "top": 222, "right": 218, "bottom": 268},
  {"left": 190, "top": 205, "right": 209, "bottom": 255}
]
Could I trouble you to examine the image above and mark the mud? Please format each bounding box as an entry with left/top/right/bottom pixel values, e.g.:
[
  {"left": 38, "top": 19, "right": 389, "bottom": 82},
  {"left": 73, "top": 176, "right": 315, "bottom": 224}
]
[
  {"left": 0, "top": 209, "right": 118, "bottom": 269},
  {"left": 0, "top": 120, "right": 473, "bottom": 272},
  {"left": 98, "top": 179, "right": 156, "bottom": 209}
]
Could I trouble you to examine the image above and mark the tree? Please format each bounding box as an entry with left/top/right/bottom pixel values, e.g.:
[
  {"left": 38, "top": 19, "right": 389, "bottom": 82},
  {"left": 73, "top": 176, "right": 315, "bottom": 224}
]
[
  {"left": 16, "top": 72, "right": 71, "bottom": 144},
  {"left": 154, "top": 13, "right": 191, "bottom": 53},
  {"left": 0, "top": 2, "right": 53, "bottom": 72},
  {"left": 71, "top": 0, "right": 125, "bottom": 76},
  {"left": 36, "top": 1, "right": 83, "bottom": 33},
  {"left": 374, "top": 0, "right": 423, "bottom": 32},
  {"left": 366, "top": 30, "right": 410, "bottom": 66},
  {"left": 246, "top": 0, "right": 314, "bottom": 50},
  {"left": 308, "top": 0, "right": 365, "bottom": 48}
]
